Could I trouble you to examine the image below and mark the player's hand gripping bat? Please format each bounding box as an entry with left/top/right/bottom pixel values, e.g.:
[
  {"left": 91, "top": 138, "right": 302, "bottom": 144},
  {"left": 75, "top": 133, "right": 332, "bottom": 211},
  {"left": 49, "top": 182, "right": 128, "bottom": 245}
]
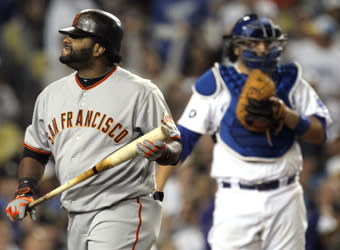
[{"left": 28, "top": 125, "right": 171, "bottom": 209}]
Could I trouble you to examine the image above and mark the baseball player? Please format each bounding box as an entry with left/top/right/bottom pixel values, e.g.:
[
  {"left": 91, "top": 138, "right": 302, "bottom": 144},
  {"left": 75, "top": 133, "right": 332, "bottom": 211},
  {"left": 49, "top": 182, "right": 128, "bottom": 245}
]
[
  {"left": 156, "top": 14, "right": 332, "bottom": 250},
  {"left": 5, "top": 9, "right": 182, "bottom": 250}
]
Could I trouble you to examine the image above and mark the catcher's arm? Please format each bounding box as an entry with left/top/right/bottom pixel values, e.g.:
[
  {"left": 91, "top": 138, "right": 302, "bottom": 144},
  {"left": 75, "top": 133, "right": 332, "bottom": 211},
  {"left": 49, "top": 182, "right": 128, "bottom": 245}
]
[
  {"left": 270, "top": 97, "right": 325, "bottom": 144},
  {"left": 236, "top": 69, "right": 325, "bottom": 144},
  {"left": 155, "top": 125, "right": 202, "bottom": 192},
  {"left": 155, "top": 162, "right": 181, "bottom": 192},
  {"left": 152, "top": 162, "right": 182, "bottom": 202}
]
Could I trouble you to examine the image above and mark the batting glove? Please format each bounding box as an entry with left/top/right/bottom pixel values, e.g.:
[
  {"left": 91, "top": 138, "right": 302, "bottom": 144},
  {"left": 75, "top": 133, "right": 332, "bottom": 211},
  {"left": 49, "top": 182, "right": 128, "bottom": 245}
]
[
  {"left": 136, "top": 139, "right": 166, "bottom": 161},
  {"left": 6, "top": 196, "right": 36, "bottom": 221},
  {"left": 5, "top": 177, "right": 37, "bottom": 222}
]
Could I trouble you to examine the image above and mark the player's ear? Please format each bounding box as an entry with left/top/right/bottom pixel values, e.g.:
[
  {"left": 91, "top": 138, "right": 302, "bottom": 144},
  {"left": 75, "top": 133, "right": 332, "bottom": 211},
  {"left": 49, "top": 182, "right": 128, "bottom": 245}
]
[
  {"left": 234, "top": 46, "right": 241, "bottom": 56},
  {"left": 93, "top": 43, "right": 106, "bottom": 57}
]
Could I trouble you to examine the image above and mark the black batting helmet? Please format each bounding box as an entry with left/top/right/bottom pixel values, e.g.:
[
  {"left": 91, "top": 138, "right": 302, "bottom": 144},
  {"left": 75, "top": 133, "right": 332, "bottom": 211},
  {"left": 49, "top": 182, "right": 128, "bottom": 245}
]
[{"left": 59, "top": 9, "right": 124, "bottom": 62}]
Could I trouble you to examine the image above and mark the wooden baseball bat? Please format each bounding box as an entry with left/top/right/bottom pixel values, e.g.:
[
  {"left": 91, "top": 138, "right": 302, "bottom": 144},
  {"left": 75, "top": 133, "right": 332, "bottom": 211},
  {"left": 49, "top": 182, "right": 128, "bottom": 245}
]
[{"left": 28, "top": 125, "right": 171, "bottom": 209}]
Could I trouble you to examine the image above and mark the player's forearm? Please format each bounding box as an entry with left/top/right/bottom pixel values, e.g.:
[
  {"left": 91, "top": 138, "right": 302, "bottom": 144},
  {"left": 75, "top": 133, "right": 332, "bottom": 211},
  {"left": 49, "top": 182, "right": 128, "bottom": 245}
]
[
  {"left": 284, "top": 109, "right": 325, "bottom": 144},
  {"left": 300, "top": 116, "right": 325, "bottom": 143},
  {"left": 18, "top": 157, "right": 45, "bottom": 182},
  {"left": 155, "top": 162, "right": 181, "bottom": 191},
  {"left": 283, "top": 108, "right": 299, "bottom": 130}
]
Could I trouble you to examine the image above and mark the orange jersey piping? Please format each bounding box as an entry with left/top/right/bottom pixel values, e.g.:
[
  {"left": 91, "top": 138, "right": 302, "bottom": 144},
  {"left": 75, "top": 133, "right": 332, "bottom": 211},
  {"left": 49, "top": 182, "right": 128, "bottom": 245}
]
[
  {"left": 24, "top": 143, "right": 51, "bottom": 155},
  {"left": 75, "top": 66, "right": 118, "bottom": 90}
]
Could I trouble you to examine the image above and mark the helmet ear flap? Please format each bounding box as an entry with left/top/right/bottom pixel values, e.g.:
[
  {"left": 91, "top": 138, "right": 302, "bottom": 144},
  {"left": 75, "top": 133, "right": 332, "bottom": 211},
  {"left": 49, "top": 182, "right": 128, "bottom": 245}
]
[{"left": 222, "top": 35, "right": 238, "bottom": 64}]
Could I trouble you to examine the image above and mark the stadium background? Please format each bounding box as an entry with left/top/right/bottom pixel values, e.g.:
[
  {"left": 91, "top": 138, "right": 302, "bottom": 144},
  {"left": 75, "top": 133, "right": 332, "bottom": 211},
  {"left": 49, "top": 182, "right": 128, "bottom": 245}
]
[{"left": 0, "top": 0, "right": 340, "bottom": 249}]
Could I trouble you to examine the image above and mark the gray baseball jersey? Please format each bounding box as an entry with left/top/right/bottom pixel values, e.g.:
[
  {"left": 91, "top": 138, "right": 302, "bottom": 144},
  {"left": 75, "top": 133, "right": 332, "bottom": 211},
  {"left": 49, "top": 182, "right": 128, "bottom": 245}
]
[{"left": 24, "top": 66, "right": 180, "bottom": 213}]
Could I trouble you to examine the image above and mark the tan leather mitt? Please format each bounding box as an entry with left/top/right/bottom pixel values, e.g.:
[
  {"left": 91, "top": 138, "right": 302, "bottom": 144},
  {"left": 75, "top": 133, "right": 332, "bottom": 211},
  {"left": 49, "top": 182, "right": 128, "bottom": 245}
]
[{"left": 236, "top": 69, "right": 285, "bottom": 134}]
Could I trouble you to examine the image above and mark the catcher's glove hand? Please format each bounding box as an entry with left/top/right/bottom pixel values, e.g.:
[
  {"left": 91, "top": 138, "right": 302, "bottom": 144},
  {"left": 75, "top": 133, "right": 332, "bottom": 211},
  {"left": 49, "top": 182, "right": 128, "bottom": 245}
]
[
  {"left": 244, "top": 97, "right": 286, "bottom": 131},
  {"left": 236, "top": 70, "right": 286, "bottom": 145}
]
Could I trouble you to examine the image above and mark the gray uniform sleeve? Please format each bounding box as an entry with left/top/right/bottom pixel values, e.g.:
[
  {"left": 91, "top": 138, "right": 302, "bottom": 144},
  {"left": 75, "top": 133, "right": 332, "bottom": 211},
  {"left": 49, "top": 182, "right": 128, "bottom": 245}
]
[
  {"left": 24, "top": 92, "right": 51, "bottom": 153},
  {"left": 135, "top": 85, "right": 180, "bottom": 139}
]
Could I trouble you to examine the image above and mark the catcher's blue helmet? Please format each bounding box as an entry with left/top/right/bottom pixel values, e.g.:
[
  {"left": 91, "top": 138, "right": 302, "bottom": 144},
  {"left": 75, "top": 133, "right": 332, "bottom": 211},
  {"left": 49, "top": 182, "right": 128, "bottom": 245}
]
[{"left": 227, "top": 14, "right": 287, "bottom": 72}]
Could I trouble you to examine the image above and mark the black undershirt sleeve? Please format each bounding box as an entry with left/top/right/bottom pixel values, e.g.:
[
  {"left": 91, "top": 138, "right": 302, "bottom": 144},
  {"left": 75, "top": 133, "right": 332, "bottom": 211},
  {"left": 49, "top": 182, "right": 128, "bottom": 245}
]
[{"left": 23, "top": 147, "right": 50, "bottom": 166}]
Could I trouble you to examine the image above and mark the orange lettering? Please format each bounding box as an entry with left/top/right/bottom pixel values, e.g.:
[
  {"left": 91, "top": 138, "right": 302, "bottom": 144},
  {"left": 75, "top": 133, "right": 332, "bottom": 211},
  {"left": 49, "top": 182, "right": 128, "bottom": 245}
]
[
  {"left": 76, "top": 109, "right": 84, "bottom": 126},
  {"left": 114, "top": 129, "right": 128, "bottom": 143},
  {"left": 84, "top": 110, "right": 94, "bottom": 127},
  {"left": 67, "top": 112, "right": 73, "bottom": 128},
  {"left": 108, "top": 123, "right": 122, "bottom": 137},
  {"left": 52, "top": 118, "right": 59, "bottom": 136},
  {"left": 97, "top": 114, "right": 106, "bottom": 130},
  {"left": 48, "top": 124, "right": 55, "bottom": 140},
  {"left": 46, "top": 132, "right": 54, "bottom": 145},
  {"left": 61, "top": 113, "right": 67, "bottom": 129},
  {"left": 91, "top": 112, "right": 101, "bottom": 128},
  {"left": 102, "top": 118, "right": 114, "bottom": 133}
]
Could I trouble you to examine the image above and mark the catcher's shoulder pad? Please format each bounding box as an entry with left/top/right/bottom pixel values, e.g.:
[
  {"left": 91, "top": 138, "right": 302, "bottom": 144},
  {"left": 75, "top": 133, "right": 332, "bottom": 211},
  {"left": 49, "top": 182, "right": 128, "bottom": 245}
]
[
  {"left": 275, "top": 62, "right": 299, "bottom": 95},
  {"left": 194, "top": 69, "right": 218, "bottom": 97},
  {"left": 277, "top": 63, "right": 298, "bottom": 81}
]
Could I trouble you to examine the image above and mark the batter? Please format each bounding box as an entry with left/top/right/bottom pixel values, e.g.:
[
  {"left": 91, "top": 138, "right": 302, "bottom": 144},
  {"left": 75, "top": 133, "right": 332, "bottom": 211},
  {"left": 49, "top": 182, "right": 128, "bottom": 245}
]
[{"left": 6, "top": 9, "right": 182, "bottom": 250}]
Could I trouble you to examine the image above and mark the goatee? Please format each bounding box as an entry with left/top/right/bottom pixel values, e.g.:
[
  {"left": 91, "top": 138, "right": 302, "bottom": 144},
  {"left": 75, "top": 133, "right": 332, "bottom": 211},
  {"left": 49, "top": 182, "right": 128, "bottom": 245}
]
[{"left": 59, "top": 47, "right": 93, "bottom": 70}]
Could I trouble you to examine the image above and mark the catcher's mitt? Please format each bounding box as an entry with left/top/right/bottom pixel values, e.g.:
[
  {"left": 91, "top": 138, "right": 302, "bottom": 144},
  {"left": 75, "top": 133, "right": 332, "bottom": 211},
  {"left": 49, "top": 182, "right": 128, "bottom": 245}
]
[{"left": 236, "top": 69, "right": 286, "bottom": 144}]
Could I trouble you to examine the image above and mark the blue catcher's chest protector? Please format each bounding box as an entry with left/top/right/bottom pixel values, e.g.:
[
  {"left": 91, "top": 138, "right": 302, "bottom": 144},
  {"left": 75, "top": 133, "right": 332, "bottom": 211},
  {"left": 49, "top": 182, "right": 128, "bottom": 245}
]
[{"left": 218, "top": 63, "right": 298, "bottom": 158}]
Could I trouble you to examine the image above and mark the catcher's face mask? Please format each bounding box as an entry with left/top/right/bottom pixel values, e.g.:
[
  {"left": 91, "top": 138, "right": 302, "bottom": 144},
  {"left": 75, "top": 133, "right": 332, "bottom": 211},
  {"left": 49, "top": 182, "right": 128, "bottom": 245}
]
[{"left": 231, "top": 14, "right": 287, "bottom": 73}]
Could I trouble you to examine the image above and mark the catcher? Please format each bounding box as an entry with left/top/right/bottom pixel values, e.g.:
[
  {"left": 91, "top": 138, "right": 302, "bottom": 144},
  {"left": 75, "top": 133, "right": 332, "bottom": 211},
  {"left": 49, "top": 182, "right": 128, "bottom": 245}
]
[{"left": 155, "top": 14, "right": 332, "bottom": 250}]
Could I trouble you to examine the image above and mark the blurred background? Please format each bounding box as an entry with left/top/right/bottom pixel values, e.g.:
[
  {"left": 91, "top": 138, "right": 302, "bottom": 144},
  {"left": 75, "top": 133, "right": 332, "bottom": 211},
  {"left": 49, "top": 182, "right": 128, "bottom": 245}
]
[{"left": 0, "top": 0, "right": 340, "bottom": 249}]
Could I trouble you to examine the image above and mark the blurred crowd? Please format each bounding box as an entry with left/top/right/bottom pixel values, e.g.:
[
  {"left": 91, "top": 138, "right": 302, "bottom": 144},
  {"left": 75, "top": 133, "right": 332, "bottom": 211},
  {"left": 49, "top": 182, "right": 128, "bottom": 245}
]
[{"left": 0, "top": 0, "right": 340, "bottom": 249}]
